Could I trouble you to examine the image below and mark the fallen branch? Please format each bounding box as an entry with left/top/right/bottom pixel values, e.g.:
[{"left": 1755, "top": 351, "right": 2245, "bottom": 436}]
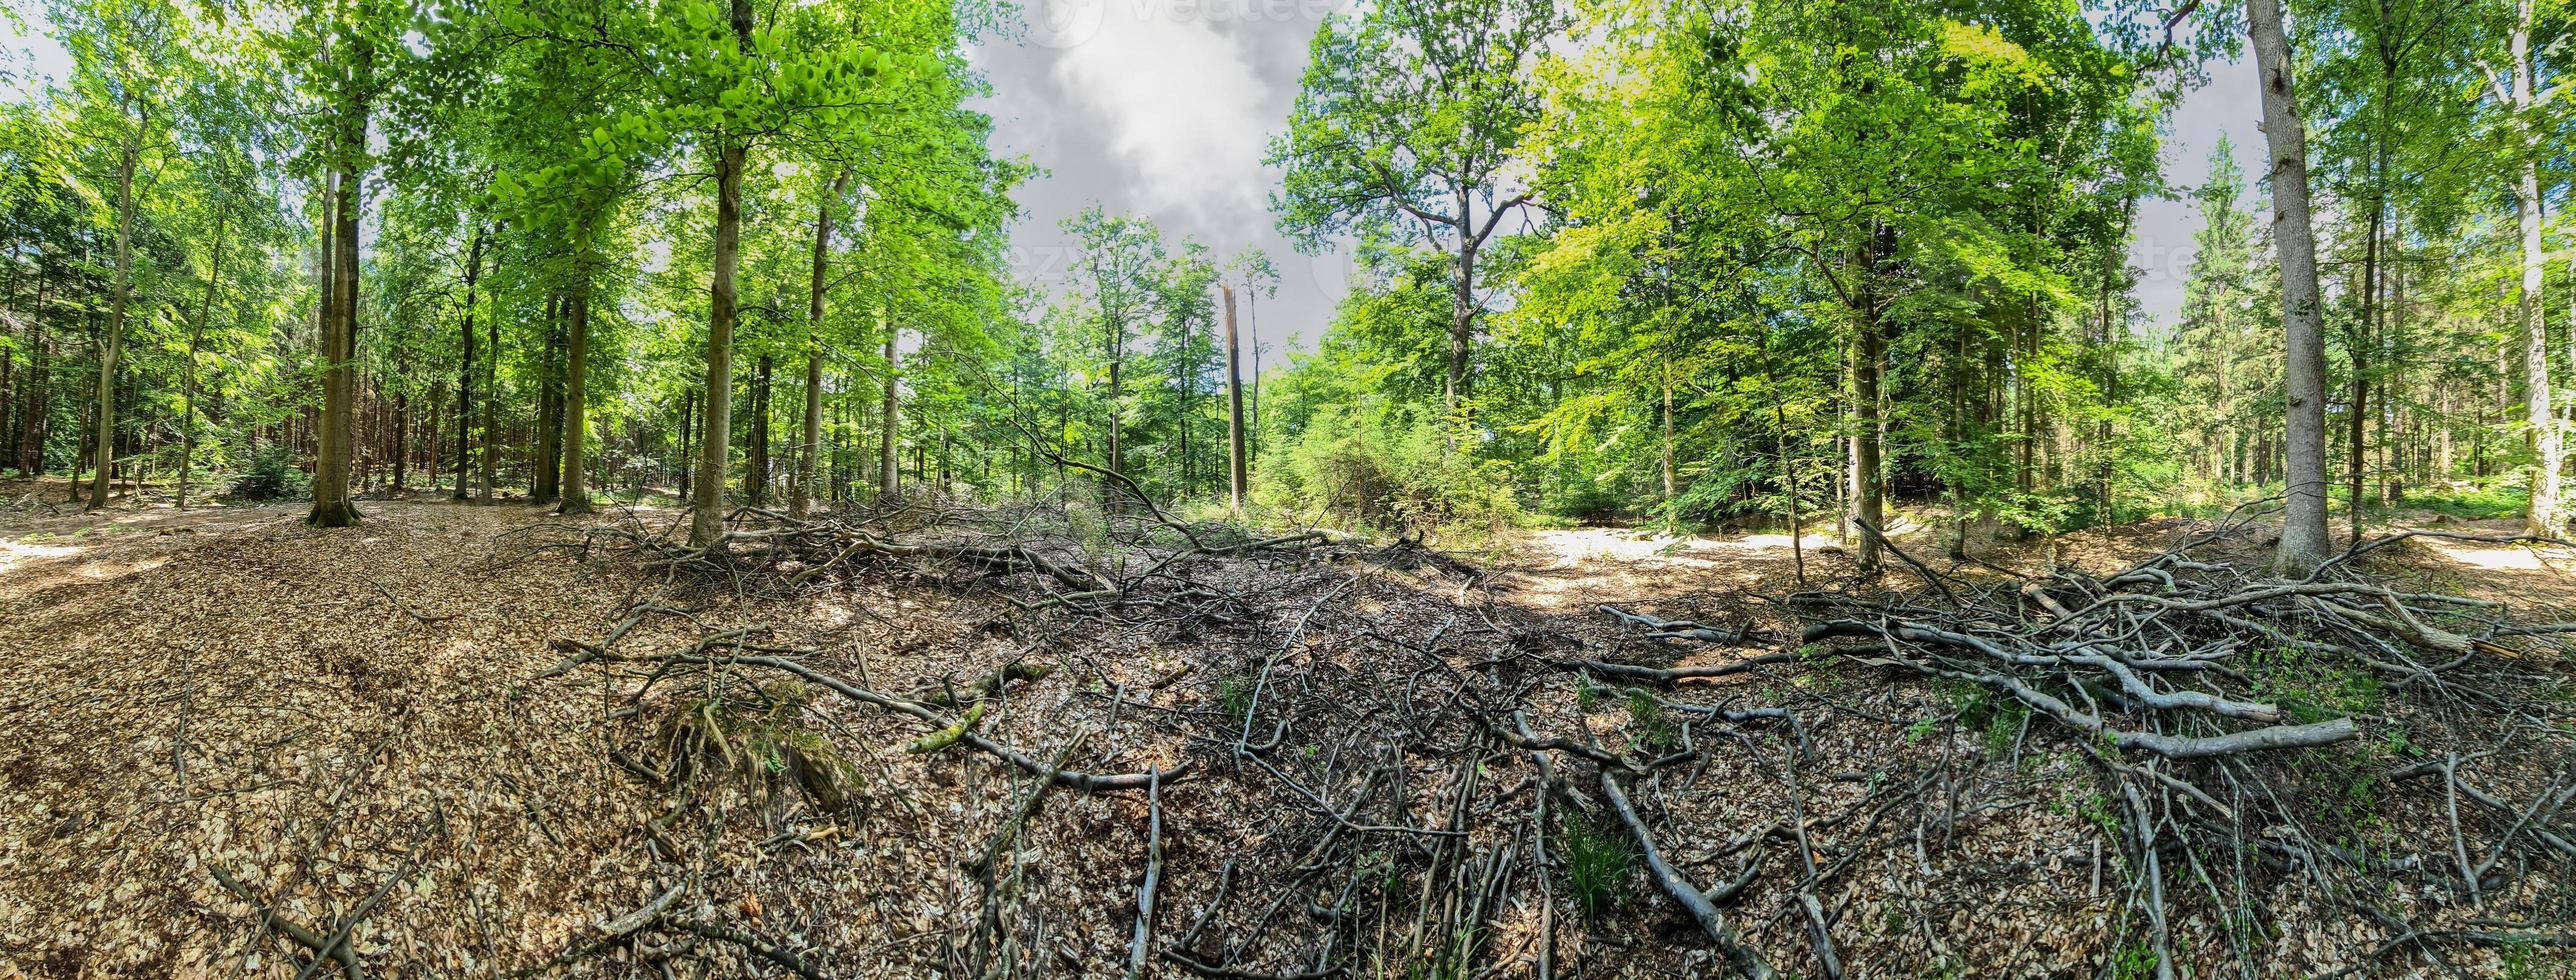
[{"left": 1596, "top": 771, "right": 1776, "bottom": 980}]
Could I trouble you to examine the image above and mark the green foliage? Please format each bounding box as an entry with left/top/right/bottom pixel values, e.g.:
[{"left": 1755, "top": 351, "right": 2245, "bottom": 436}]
[
  {"left": 1216, "top": 675, "right": 1255, "bottom": 724},
  {"left": 2244, "top": 642, "right": 2384, "bottom": 726},
  {"left": 226, "top": 442, "right": 309, "bottom": 501},
  {"left": 1624, "top": 690, "right": 1679, "bottom": 755},
  {"left": 1556, "top": 811, "right": 1635, "bottom": 921},
  {"left": 1255, "top": 393, "right": 1519, "bottom": 542},
  {"left": 2378, "top": 482, "right": 2528, "bottom": 521}
]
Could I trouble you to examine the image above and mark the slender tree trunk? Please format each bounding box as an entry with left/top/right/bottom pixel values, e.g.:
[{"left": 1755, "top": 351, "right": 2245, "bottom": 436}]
[
  {"left": 308, "top": 68, "right": 367, "bottom": 529},
  {"left": 1447, "top": 237, "right": 1476, "bottom": 425},
  {"left": 1850, "top": 232, "right": 1885, "bottom": 575},
  {"left": 1660, "top": 354, "right": 1677, "bottom": 505},
  {"left": 89, "top": 127, "right": 139, "bottom": 511},
  {"left": 16, "top": 275, "right": 44, "bottom": 476},
  {"left": 687, "top": 0, "right": 754, "bottom": 548},
  {"left": 691, "top": 138, "right": 747, "bottom": 545},
  {"left": 2247, "top": 0, "right": 2328, "bottom": 573},
  {"left": 533, "top": 294, "right": 564, "bottom": 503},
  {"left": 677, "top": 387, "right": 694, "bottom": 496},
  {"left": 1247, "top": 288, "right": 1262, "bottom": 453},
  {"left": 452, "top": 226, "right": 483, "bottom": 499},
  {"left": 879, "top": 321, "right": 899, "bottom": 497},
  {"left": 177, "top": 212, "right": 223, "bottom": 510},
  {"left": 2508, "top": 1, "right": 2558, "bottom": 536},
  {"left": 1222, "top": 284, "right": 1249, "bottom": 513},
  {"left": 559, "top": 259, "right": 593, "bottom": 514},
  {"left": 747, "top": 354, "right": 771, "bottom": 506},
  {"left": 478, "top": 285, "right": 499, "bottom": 504},
  {"left": 1105, "top": 313, "right": 1123, "bottom": 505},
  {"left": 792, "top": 172, "right": 848, "bottom": 519}
]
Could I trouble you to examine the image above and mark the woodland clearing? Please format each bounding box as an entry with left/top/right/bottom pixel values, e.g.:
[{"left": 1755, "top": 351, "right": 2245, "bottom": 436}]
[{"left": 2, "top": 483, "right": 2572, "bottom": 979}]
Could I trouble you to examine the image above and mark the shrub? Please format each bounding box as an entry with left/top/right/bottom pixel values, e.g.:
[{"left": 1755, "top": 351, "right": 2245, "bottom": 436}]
[
  {"left": 227, "top": 442, "right": 310, "bottom": 501},
  {"left": 1253, "top": 398, "right": 1520, "bottom": 543}
]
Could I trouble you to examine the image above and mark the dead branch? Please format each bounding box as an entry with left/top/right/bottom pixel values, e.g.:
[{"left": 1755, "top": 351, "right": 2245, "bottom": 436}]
[{"left": 1596, "top": 771, "right": 1776, "bottom": 980}]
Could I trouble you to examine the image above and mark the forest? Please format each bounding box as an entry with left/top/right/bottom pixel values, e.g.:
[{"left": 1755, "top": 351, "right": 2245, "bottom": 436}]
[{"left": 1, "top": 0, "right": 2573, "bottom": 976}]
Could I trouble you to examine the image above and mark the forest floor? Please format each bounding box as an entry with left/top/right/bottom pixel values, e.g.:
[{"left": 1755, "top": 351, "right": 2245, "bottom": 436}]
[{"left": 1, "top": 479, "right": 2572, "bottom": 979}]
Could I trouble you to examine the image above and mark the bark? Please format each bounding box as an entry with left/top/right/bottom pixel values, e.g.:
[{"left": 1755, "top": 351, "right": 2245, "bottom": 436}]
[
  {"left": 1447, "top": 237, "right": 1475, "bottom": 421},
  {"left": 1105, "top": 299, "right": 1124, "bottom": 504},
  {"left": 1660, "top": 355, "right": 1676, "bottom": 504},
  {"left": 391, "top": 389, "right": 409, "bottom": 492},
  {"left": 16, "top": 275, "right": 44, "bottom": 476},
  {"left": 2247, "top": 0, "right": 2328, "bottom": 573},
  {"left": 2351, "top": 192, "right": 2380, "bottom": 547},
  {"left": 1247, "top": 288, "right": 1261, "bottom": 445},
  {"left": 1222, "top": 285, "right": 1248, "bottom": 513},
  {"left": 478, "top": 279, "right": 499, "bottom": 505},
  {"left": 686, "top": 0, "right": 755, "bottom": 548},
  {"left": 1850, "top": 230, "right": 1885, "bottom": 575},
  {"left": 452, "top": 225, "right": 483, "bottom": 499},
  {"left": 792, "top": 172, "right": 848, "bottom": 519},
  {"left": 677, "top": 387, "right": 694, "bottom": 497},
  {"left": 88, "top": 119, "right": 139, "bottom": 511},
  {"left": 558, "top": 262, "right": 593, "bottom": 515},
  {"left": 746, "top": 354, "right": 771, "bottom": 506},
  {"left": 692, "top": 143, "right": 747, "bottom": 545},
  {"left": 2509, "top": 0, "right": 2557, "bottom": 537},
  {"left": 178, "top": 209, "right": 224, "bottom": 510},
  {"left": 533, "top": 294, "right": 563, "bottom": 503},
  {"left": 308, "top": 65, "right": 367, "bottom": 530},
  {"left": 878, "top": 321, "right": 899, "bottom": 497}
]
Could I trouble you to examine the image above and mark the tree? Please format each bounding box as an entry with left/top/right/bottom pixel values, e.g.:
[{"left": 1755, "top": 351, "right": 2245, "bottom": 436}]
[
  {"left": 1062, "top": 207, "right": 1163, "bottom": 500},
  {"left": 54, "top": 0, "right": 182, "bottom": 511},
  {"left": 2246, "top": 0, "right": 2332, "bottom": 573},
  {"left": 2487, "top": 0, "right": 2559, "bottom": 537},
  {"left": 1270, "top": 0, "right": 1562, "bottom": 423}
]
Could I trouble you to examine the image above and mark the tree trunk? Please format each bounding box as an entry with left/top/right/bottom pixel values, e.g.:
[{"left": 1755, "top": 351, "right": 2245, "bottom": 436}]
[
  {"left": 1446, "top": 238, "right": 1476, "bottom": 424},
  {"left": 308, "top": 67, "right": 367, "bottom": 530},
  {"left": 792, "top": 172, "right": 848, "bottom": 519},
  {"left": 677, "top": 387, "right": 694, "bottom": 497},
  {"left": 1223, "top": 284, "right": 1249, "bottom": 513},
  {"left": 879, "top": 321, "right": 899, "bottom": 497},
  {"left": 1660, "top": 354, "right": 1677, "bottom": 505},
  {"left": 16, "top": 274, "right": 44, "bottom": 476},
  {"left": 478, "top": 282, "right": 499, "bottom": 504},
  {"left": 88, "top": 126, "right": 139, "bottom": 512},
  {"left": 2350, "top": 188, "right": 2381, "bottom": 546},
  {"left": 1850, "top": 231, "right": 1885, "bottom": 575},
  {"left": 691, "top": 148, "right": 746, "bottom": 544},
  {"left": 533, "top": 294, "right": 563, "bottom": 503},
  {"left": 177, "top": 211, "right": 224, "bottom": 510},
  {"left": 2247, "top": 0, "right": 2328, "bottom": 573},
  {"left": 2509, "top": 0, "right": 2557, "bottom": 537},
  {"left": 747, "top": 353, "right": 771, "bottom": 507},
  {"left": 559, "top": 261, "right": 593, "bottom": 514},
  {"left": 452, "top": 225, "right": 483, "bottom": 499},
  {"left": 1105, "top": 311, "right": 1123, "bottom": 506}
]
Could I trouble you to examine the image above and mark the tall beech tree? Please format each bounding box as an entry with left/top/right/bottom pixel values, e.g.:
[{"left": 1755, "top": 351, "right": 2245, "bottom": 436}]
[{"left": 1270, "top": 0, "right": 1564, "bottom": 422}]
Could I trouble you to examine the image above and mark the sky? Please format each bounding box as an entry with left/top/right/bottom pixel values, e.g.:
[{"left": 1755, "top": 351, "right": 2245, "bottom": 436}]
[
  {"left": 3, "top": 3, "right": 2265, "bottom": 344},
  {"left": 2132, "top": 54, "right": 2266, "bottom": 332},
  {"left": 967, "top": 3, "right": 2271, "bottom": 351},
  {"left": 962, "top": 0, "right": 1363, "bottom": 366}
]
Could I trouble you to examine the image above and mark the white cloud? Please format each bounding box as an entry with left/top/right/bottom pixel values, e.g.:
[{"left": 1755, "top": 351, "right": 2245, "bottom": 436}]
[{"left": 1049, "top": 4, "right": 1275, "bottom": 222}]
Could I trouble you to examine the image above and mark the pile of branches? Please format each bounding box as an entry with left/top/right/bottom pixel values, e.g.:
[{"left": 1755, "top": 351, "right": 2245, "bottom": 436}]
[
  {"left": 493, "top": 496, "right": 2574, "bottom": 979},
  {"left": 1784, "top": 518, "right": 2576, "bottom": 975}
]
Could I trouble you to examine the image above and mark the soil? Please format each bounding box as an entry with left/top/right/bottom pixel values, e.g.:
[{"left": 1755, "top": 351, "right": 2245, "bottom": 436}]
[{"left": 1, "top": 482, "right": 2570, "bottom": 978}]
